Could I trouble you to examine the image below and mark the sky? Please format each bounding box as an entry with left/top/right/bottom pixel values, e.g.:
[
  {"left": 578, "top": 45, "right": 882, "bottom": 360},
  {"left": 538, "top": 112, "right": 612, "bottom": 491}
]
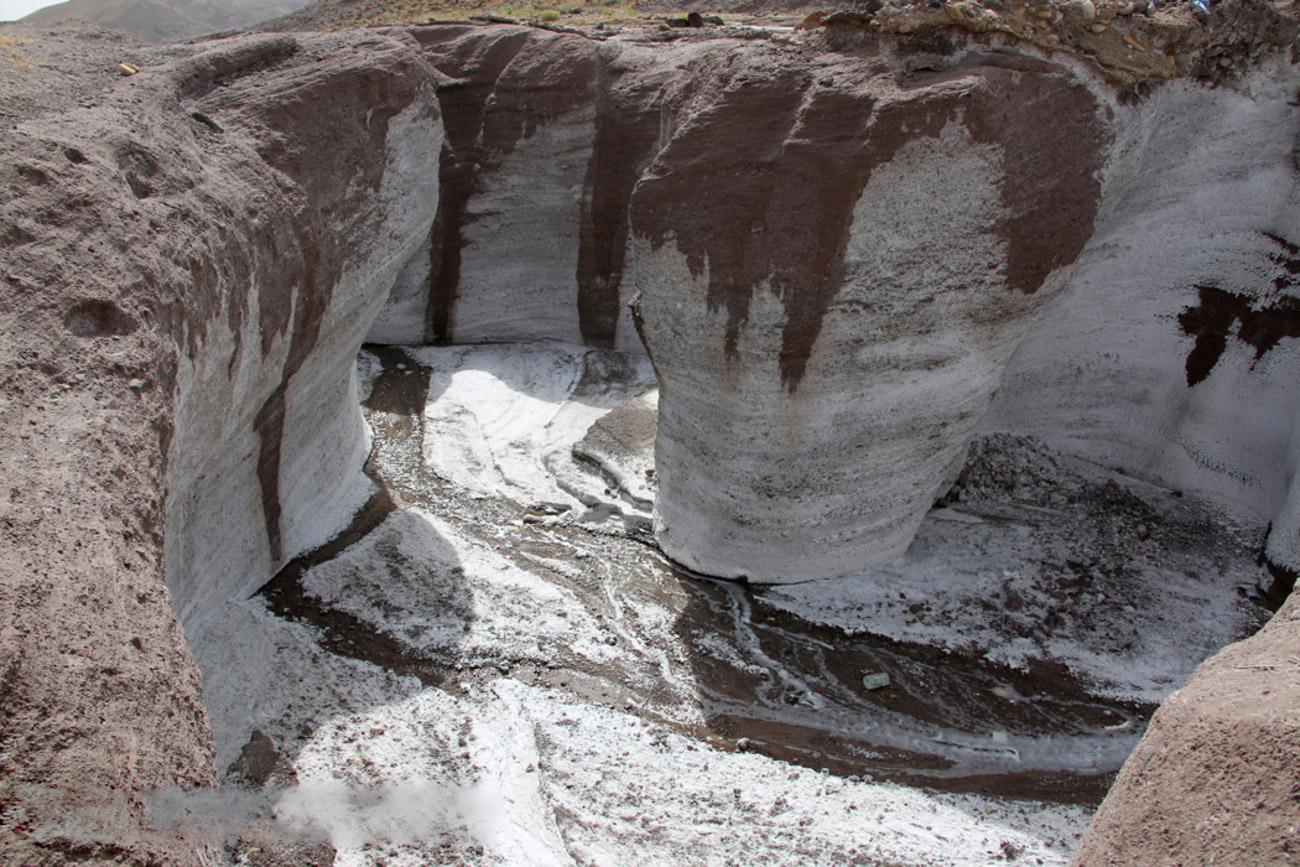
[{"left": 0, "top": 0, "right": 65, "bottom": 20}]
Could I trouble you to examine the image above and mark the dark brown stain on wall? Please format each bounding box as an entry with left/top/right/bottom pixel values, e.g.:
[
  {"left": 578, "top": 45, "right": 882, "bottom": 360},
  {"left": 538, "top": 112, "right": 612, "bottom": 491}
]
[
  {"left": 577, "top": 78, "right": 663, "bottom": 348},
  {"left": 629, "top": 58, "right": 830, "bottom": 383},
  {"left": 631, "top": 52, "right": 1105, "bottom": 390},
  {"left": 416, "top": 30, "right": 531, "bottom": 343},
  {"left": 1177, "top": 284, "right": 1300, "bottom": 387},
  {"left": 1177, "top": 232, "right": 1300, "bottom": 386},
  {"left": 254, "top": 386, "right": 286, "bottom": 560},
  {"left": 414, "top": 27, "right": 596, "bottom": 343},
  {"left": 959, "top": 56, "right": 1105, "bottom": 296},
  {"left": 1178, "top": 284, "right": 1250, "bottom": 387}
]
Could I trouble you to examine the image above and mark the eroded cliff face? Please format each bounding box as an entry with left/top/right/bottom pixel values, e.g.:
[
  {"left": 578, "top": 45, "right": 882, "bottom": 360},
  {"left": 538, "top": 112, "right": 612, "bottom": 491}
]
[
  {"left": 163, "top": 33, "right": 442, "bottom": 634},
  {"left": 375, "top": 17, "right": 1300, "bottom": 585},
  {"left": 982, "top": 63, "right": 1300, "bottom": 583},
  {"left": 633, "top": 50, "right": 1106, "bottom": 581},
  {"left": 370, "top": 24, "right": 1110, "bottom": 581},
  {"left": 4, "top": 11, "right": 1300, "bottom": 867},
  {"left": 358, "top": 26, "right": 1300, "bottom": 862},
  {"left": 968, "top": 60, "right": 1300, "bottom": 867},
  {"left": 0, "top": 25, "right": 441, "bottom": 865}
]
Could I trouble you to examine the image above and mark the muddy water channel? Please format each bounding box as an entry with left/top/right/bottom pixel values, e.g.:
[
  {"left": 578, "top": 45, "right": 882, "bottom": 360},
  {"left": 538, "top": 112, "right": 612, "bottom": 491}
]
[{"left": 255, "top": 342, "right": 1270, "bottom": 825}]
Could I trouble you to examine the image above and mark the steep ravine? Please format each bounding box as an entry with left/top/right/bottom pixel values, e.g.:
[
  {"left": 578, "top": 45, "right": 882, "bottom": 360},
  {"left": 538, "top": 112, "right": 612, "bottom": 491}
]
[{"left": 1, "top": 7, "right": 1299, "bottom": 866}]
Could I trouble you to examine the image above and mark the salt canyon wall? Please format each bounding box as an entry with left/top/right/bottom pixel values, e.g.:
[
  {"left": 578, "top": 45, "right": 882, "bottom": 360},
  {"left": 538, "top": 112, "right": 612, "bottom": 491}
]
[
  {"left": 368, "top": 30, "right": 1300, "bottom": 862},
  {"left": 982, "top": 65, "right": 1300, "bottom": 580},
  {"left": 371, "top": 24, "right": 1110, "bottom": 581},
  {"left": 0, "top": 27, "right": 441, "bottom": 865},
  {"left": 162, "top": 34, "right": 442, "bottom": 635},
  {"left": 378, "top": 20, "right": 1300, "bottom": 584}
]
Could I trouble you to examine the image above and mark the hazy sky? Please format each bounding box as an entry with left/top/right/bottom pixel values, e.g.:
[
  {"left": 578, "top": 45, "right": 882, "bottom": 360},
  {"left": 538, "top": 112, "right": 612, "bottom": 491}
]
[{"left": 1, "top": 0, "right": 65, "bottom": 20}]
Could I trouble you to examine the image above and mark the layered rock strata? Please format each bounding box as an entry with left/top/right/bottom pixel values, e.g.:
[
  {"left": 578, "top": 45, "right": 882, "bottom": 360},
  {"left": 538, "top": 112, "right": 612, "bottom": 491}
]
[
  {"left": 0, "top": 26, "right": 440, "bottom": 865},
  {"left": 373, "top": 23, "right": 1109, "bottom": 581},
  {"left": 163, "top": 32, "right": 442, "bottom": 632},
  {"left": 379, "top": 16, "right": 1300, "bottom": 585}
]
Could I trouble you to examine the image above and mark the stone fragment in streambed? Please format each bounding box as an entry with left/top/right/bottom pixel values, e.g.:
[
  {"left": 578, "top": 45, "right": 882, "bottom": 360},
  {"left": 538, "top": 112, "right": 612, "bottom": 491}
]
[
  {"left": 571, "top": 389, "right": 658, "bottom": 508},
  {"left": 225, "top": 729, "right": 299, "bottom": 790},
  {"left": 630, "top": 51, "right": 1109, "bottom": 583}
]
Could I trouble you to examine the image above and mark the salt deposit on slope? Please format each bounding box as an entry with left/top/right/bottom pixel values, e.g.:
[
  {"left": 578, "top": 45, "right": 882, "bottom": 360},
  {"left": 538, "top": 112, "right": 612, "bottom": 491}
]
[
  {"left": 761, "top": 435, "right": 1270, "bottom": 705},
  {"left": 187, "top": 593, "right": 1089, "bottom": 866},
  {"left": 182, "top": 341, "right": 1270, "bottom": 865}
]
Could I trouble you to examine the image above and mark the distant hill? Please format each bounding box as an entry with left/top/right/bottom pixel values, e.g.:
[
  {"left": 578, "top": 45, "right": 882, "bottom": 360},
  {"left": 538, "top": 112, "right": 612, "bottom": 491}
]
[
  {"left": 20, "top": 0, "right": 313, "bottom": 42},
  {"left": 263, "top": 0, "right": 826, "bottom": 32}
]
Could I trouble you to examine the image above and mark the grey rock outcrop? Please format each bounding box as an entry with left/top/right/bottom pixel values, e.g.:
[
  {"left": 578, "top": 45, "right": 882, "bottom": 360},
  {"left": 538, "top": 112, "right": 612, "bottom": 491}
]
[{"left": 1070, "top": 592, "right": 1300, "bottom": 866}]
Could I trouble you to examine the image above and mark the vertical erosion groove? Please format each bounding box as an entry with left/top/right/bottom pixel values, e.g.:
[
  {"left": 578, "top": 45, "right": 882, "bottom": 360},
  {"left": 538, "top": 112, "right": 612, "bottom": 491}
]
[
  {"left": 425, "top": 147, "right": 465, "bottom": 344},
  {"left": 576, "top": 72, "right": 661, "bottom": 349},
  {"left": 254, "top": 386, "right": 286, "bottom": 561},
  {"left": 418, "top": 31, "right": 551, "bottom": 343}
]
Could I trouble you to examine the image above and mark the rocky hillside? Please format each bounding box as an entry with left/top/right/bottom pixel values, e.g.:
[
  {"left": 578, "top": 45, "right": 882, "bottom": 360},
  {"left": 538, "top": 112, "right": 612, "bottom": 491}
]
[{"left": 18, "top": 0, "right": 312, "bottom": 42}]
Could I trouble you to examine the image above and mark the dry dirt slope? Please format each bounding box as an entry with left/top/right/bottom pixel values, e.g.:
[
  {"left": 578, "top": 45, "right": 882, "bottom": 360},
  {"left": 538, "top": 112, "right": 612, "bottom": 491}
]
[{"left": 18, "top": 0, "right": 313, "bottom": 42}]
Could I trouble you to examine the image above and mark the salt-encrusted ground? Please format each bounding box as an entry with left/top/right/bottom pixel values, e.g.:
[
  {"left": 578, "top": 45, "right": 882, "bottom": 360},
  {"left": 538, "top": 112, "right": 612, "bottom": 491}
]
[
  {"left": 174, "top": 341, "right": 1271, "bottom": 866},
  {"left": 763, "top": 435, "right": 1271, "bottom": 706}
]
